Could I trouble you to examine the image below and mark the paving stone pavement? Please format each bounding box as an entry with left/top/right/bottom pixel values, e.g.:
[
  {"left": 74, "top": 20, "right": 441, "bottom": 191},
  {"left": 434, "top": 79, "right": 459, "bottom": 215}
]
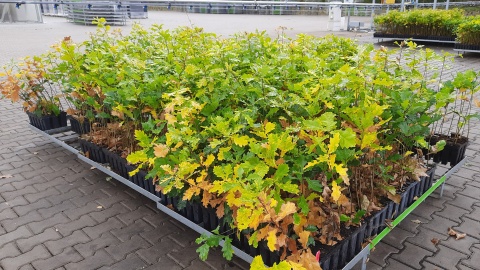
[{"left": 1, "top": 11, "right": 480, "bottom": 270}]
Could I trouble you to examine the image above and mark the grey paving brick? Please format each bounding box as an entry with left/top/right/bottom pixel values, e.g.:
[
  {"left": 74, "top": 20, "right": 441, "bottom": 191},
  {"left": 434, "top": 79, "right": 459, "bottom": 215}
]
[
  {"left": 396, "top": 214, "right": 429, "bottom": 234},
  {"left": 82, "top": 217, "right": 124, "bottom": 239},
  {"left": 46, "top": 189, "right": 83, "bottom": 205},
  {"left": 432, "top": 184, "right": 461, "bottom": 200},
  {"left": 74, "top": 232, "right": 120, "bottom": 258},
  {"left": 21, "top": 166, "right": 54, "bottom": 179},
  {"left": 382, "top": 227, "right": 415, "bottom": 249},
  {"left": 435, "top": 203, "right": 470, "bottom": 222},
  {"left": 55, "top": 214, "right": 97, "bottom": 237},
  {"left": 54, "top": 178, "right": 91, "bottom": 194},
  {"left": 0, "top": 183, "right": 16, "bottom": 194},
  {"left": 0, "top": 208, "right": 18, "bottom": 222},
  {"left": 0, "top": 242, "right": 21, "bottom": 261},
  {"left": 32, "top": 247, "right": 84, "bottom": 270},
  {"left": 37, "top": 200, "right": 76, "bottom": 219},
  {"left": 405, "top": 228, "right": 447, "bottom": 252},
  {"left": 421, "top": 261, "right": 446, "bottom": 270},
  {"left": 10, "top": 157, "right": 42, "bottom": 169},
  {"left": 453, "top": 168, "right": 478, "bottom": 180},
  {"left": 98, "top": 254, "right": 148, "bottom": 270},
  {"left": 64, "top": 249, "right": 114, "bottom": 270},
  {"left": 369, "top": 242, "right": 400, "bottom": 267},
  {"left": 1, "top": 186, "right": 37, "bottom": 201},
  {"left": 45, "top": 230, "right": 91, "bottom": 256},
  {"left": 136, "top": 237, "right": 181, "bottom": 265},
  {"left": 0, "top": 196, "right": 28, "bottom": 213},
  {"left": 461, "top": 245, "right": 480, "bottom": 270},
  {"left": 1, "top": 211, "right": 43, "bottom": 232},
  {"left": 95, "top": 192, "right": 136, "bottom": 208},
  {"left": 63, "top": 202, "right": 103, "bottom": 221},
  {"left": 140, "top": 220, "right": 183, "bottom": 245},
  {"left": 168, "top": 245, "right": 202, "bottom": 267},
  {"left": 13, "top": 199, "right": 52, "bottom": 216},
  {"left": 420, "top": 214, "right": 460, "bottom": 235},
  {"left": 32, "top": 176, "right": 67, "bottom": 192},
  {"left": 1, "top": 245, "right": 51, "bottom": 270},
  {"left": 183, "top": 258, "right": 213, "bottom": 270},
  {"left": 443, "top": 175, "right": 472, "bottom": 188},
  {"left": 27, "top": 212, "right": 70, "bottom": 235},
  {"left": 18, "top": 264, "right": 35, "bottom": 270},
  {"left": 77, "top": 182, "right": 116, "bottom": 196},
  {"left": 105, "top": 235, "right": 150, "bottom": 261},
  {"left": 391, "top": 242, "right": 433, "bottom": 269},
  {"left": 453, "top": 217, "right": 480, "bottom": 240},
  {"left": 448, "top": 193, "right": 478, "bottom": 211},
  {"left": 16, "top": 227, "right": 62, "bottom": 252},
  {"left": 465, "top": 205, "right": 480, "bottom": 222},
  {"left": 426, "top": 245, "right": 469, "bottom": 270},
  {"left": 70, "top": 190, "right": 108, "bottom": 207},
  {"left": 459, "top": 184, "right": 480, "bottom": 200},
  {"left": 141, "top": 256, "right": 182, "bottom": 270},
  {"left": 411, "top": 202, "right": 443, "bottom": 220},
  {"left": 0, "top": 226, "right": 32, "bottom": 248},
  {"left": 111, "top": 219, "right": 155, "bottom": 242},
  {"left": 89, "top": 203, "right": 130, "bottom": 223},
  {"left": 457, "top": 264, "right": 476, "bottom": 270},
  {"left": 117, "top": 205, "right": 157, "bottom": 225}
]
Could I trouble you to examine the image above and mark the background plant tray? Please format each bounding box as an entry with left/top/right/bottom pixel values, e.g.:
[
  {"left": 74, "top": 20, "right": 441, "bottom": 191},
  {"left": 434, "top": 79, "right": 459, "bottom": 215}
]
[
  {"left": 454, "top": 43, "right": 480, "bottom": 53},
  {"left": 31, "top": 125, "right": 459, "bottom": 270},
  {"left": 27, "top": 111, "right": 67, "bottom": 131},
  {"left": 373, "top": 33, "right": 457, "bottom": 43}
]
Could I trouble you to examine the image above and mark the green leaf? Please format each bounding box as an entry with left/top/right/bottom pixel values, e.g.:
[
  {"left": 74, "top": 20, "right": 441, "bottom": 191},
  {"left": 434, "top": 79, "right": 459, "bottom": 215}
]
[
  {"left": 196, "top": 244, "right": 210, "bottom": 261},
  {"left": 340, "top": 214, "right": 350, "bottom": 222},
  {"left": 298, "top": 195, "right": 309, "bottom": 215},
  {"left": 222, "top": 237, "right": 234, "bottom": 260},
  {"left": 306, "top": 178, "right": 323, "bottom": 193},
  {"left": 337, "top": 128, "right": 357, "bottom": 148},
  {"left": 303, "top": 112, "right": 337, "bottom": 131},
  {"left": 352, "top": 210, "right": 366, "bottom": 224},
  {"left": 134, "top": 130, "right": 151, "bottom": 148},
  {"left": 273, "top": 164, "right": 289, "bottom": 181},
  {"left": 293, "top": 213, "right": 301, "bottom": 225}
]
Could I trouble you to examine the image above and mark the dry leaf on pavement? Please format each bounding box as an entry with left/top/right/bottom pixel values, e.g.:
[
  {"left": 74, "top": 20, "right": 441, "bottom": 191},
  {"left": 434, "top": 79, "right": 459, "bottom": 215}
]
[
  {"left": 0, "top": 174, "right": 13, "bottom": 179},
  {"left": 431, "top": 238, "right": 440, "bottom": 246},
  {"left": 412, "top": 219, "right": 423, "bottom": 224},
  {"left": 448, "top": 227, "right": 467, "bottom": 240}
]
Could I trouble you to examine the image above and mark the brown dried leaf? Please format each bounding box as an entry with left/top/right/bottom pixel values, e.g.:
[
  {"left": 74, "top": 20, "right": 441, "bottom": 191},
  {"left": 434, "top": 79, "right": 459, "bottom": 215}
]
[
  {"left": 411, "top": 219, "right": 423, "bottom": 224},
  {"left": 448, "top": 227, "right": 457, "bottom": 236},
  {"left": 431, "top": 238, "right": 439, "bottom": 246},
  {"left": 386, "top": 193, "right": 402, "bottom": 204},
  {"left": 0, "top": 174, "right": 13, "bottom": 179},
  {"left": 456, "top": 233, "right": 466, "bottom": 240},
  {"left": 298, "top": 231, "right": 310, "bottom": 249}
]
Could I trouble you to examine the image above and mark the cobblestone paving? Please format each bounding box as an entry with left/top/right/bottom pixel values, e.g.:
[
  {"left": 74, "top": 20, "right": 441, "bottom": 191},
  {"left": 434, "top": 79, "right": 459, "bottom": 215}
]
[{"left": 1, "top": 11, "right": 480, "bottom": 270}]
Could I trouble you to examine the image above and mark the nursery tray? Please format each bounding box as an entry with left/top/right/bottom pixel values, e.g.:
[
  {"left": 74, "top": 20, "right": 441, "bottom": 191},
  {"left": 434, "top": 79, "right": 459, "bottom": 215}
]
[{"left": 30, "top": 124, "right": 467, "bottom": 270}]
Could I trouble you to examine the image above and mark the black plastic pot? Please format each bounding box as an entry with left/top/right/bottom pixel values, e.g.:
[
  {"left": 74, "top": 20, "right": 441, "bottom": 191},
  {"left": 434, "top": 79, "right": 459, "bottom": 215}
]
[
  {"left": 78, "top": 138, "right": 107, "bottom": 163},
  {"left": 27, "top": 111, "right": 67, "bottom": 131},
  {"left": 454, "top": 43, "right": 480, "bottom": 51},
  {"left": 426, "top": 134, "right": 468, "bottom": 167},
  {"left": 101, "top": 148, "right": 133, "bottom": 179},
  {"left": 69, "top": 117, "right": 90, "bottom": 135}
]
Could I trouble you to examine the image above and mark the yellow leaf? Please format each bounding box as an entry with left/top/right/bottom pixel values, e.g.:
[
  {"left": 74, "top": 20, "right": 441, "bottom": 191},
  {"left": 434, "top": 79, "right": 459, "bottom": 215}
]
[
  {"left": 328, "top": 132, "right": 340, "bottom": 154},
  {"left": 404, "top": 151, "right": 414, "bottom": 157},
  {"left": 332, "top": 181, "right": 341, "bottom": 202},
  {"left": 361, "top": 132, "right": 377, "bottom": 149},
  {"left": 233, "top": 135, "right": 250, "bottom": 147},
  {"left": 154, "top": 144, "right": 169, "bottom": 158},
  {"left": 334, "top": 164, "right": 349, "bottom": 186},
  {"left": 204, "top": 154, "right": 215, "bottom": 167},
  {"left": 275, "top": 202, "right": 297, "bottom": 222},
  {"left": 250, "top": 256, "right": 268, "bottom": 270},
  {"left": 265, "top": 122, "right": 275, "bottom": 134},
  {"left": 298, "top": 231, "right": 310, "bottom": 249},
  {"left": 165, "top": 113, "right": 176, "bottom": 125},
  {"left": 267, "top": 230, "right": 277, "bottom": 251}
]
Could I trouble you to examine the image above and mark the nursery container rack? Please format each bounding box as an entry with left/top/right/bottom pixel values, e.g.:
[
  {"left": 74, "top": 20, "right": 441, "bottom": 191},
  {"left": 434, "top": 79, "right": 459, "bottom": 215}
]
[{"left": 30, "top": 123, "right": 468, "bottom": 270}]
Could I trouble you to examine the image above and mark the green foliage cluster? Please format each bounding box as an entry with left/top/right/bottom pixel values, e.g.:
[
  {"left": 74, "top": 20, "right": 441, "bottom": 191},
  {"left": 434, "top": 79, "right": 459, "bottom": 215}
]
[
  {"left": 374, "top": 9, "right": 466, "bottom": 37},
  {"left": 456, "top": 16, "right": 480, "bottom": 46},
  {"left": 2, "top": 19, "right": 480, "bottom": 269}
]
